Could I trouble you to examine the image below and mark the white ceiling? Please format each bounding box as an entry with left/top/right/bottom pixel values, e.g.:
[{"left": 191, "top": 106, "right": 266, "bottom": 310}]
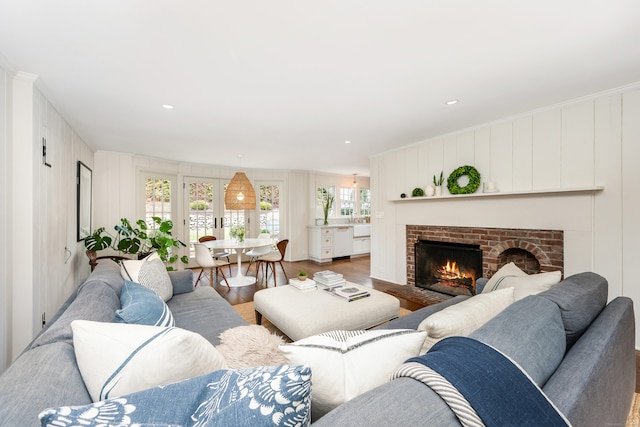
[{"left": 1, "top": 1, "right": 639, "bottom": 176}]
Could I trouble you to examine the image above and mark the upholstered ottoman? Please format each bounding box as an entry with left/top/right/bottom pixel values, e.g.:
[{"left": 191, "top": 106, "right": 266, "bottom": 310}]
[{"left": 253, "top": 283, "right": 400, "bottom": 341}]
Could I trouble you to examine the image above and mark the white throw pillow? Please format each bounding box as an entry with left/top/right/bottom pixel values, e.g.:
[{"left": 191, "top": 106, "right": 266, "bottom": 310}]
[
  {"left": 71, "top": 320, "right": 227, "bottom": 402},
  {"left": 418, "top": 287, "right": 515, "bottom": 353},
  {"left": 482, "top": 263, "right": 561, "bottom": 300},
  {"left": 482, "top": 262, "right": 526, "bottom": 293},
  {"left": 278, "top": 329, "right": 426, "bottom": 419},
  {"left": 121, "top": 252, "right": 173, "bottom": 302}
]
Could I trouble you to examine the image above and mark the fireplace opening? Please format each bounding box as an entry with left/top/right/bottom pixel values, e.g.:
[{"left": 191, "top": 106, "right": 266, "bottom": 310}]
[{"left": 415, "top": 240, "right": 482, "bottom": 296}]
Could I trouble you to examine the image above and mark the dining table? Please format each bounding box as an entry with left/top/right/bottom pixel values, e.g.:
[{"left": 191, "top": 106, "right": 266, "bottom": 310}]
[{"left": 202, "top": 237, "right": 275, "bottom": 287}]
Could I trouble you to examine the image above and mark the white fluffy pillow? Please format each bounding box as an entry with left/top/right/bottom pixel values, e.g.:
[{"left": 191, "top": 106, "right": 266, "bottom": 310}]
[
  {"left": 121, "top": 252, "right": 173, "bottom": 302},
  {"left": 279, "top": 329, "right": 426, "bottom": 419},
  {"left": 418, "top": 287, "right": 515, "bottom": 353},
  {"left": 71, "top": 320, "right": 227, "bottom": 402},
  {"left": 482, "top": 262, "right": 526, "bottom": 292},
  {"left": 482, "top": 262, "right": 561, "bottom": 300}
]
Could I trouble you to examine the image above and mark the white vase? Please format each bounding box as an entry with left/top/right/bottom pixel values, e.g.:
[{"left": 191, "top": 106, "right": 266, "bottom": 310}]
[
  {"left": 425, "top": 185, "right": 435, "bottom": 197},
  {"left": 435, "top": 186, "right": 442, "bottom": 196}
]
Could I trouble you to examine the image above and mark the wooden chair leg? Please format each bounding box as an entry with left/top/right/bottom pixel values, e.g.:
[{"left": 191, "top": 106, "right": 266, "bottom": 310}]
[
  {"left": 278, "top": 260, "right": 288, "bottom": 283},
  {"left": 209, "top": 267, "right": 214, "bottom": 287},
  {"left": 218, "top": 267, "right": 230, "bottom": 289},
  {"left": 195, "top": 269, "right": 204, "bottom": 287}
]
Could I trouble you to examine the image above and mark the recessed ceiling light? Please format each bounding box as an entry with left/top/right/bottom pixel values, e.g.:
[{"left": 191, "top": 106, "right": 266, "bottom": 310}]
[
  {"left": 162, "top": 104, "right": 174, "bottom": 110},
  {"left": 344, "top": 140, "right": 352, "bottom": 144},
  {"left": 446, "top": 100, "right": 458, "bottom": 105}
]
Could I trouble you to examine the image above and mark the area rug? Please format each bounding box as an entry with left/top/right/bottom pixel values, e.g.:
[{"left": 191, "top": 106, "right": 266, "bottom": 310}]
[
  {"left": 232, "top": 301, "right": 411, "bottom": 341},
  {"left": 628, "top": 393, "right": 640, "bottom": 427}
]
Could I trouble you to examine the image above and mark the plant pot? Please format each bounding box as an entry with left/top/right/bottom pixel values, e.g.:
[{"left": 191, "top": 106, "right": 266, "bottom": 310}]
[
  {"left": 298, "top": 275, "right": 307, "bottom": 281},
  {"left": 425, "top": 185, "right": 435, "bottom": 197},
  {"left": 435, "top": 186, "right": 442, "bottom": 196}
]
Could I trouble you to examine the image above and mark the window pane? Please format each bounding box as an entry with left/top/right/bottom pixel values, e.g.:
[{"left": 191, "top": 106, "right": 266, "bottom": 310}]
[
  {"left": 339, "top": 187, "right": 354, "bottom": 216},
  {"left": 145, "top": 178, "right": 171, "bottom": 226},
  {"left": 360, "top": 188, "right": 371, "bottom": 215},
  {"left": 188, "top": 180, "right": 214, "bottom": 245},
  {"left": 316, "top": 186, "right": 335, "bottom": 220},
  {"left": 259, "top": 183, "right": 280, "bottom": 239}
]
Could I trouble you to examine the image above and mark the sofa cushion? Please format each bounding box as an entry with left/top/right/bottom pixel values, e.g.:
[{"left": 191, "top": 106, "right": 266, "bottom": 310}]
[
  {"left": 167, "top": 269, "right": 195, "bottom": 295},
  {"left": 279, "top": 329, "right": 426, "bottom": 420},
  {"left": 482, "top": 262, "right": 562, "bottom": 300},
  {"left": 538, "top": 272, "right": 608, "bottom": 348},
  {"left": 470, "top": 295, "right": 566, "bottom": 386},
  {"left": 39, "top": 365, "right": 312, "bottom": 427},
  {"left": 28, "top": 279, "right": 120, "bottom": 350},
  {"left": 115, "top": 280, "right": 175, "bottom": 327},
  {"left": 88, "top": 258, "right": 126, "bottom": 296},
  {"left": 71, "top": 320, "right": 227, "bottom": 401},
  {"left": 121, "top": 252, "right": 173, "bottom": 302},
  {"left": 418, "top": 287, "right": 514, "bottom": 352},
  {"left": 0, "top": 342, "right": 92, "bottom": 427},
  {"left": 167, "top": 286, "right": 248, "bottom": 346}
]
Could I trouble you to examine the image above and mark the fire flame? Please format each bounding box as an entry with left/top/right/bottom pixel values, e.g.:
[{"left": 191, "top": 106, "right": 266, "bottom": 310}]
[{"left": 437, "top": 260, "right": 471, "bottom": 280}]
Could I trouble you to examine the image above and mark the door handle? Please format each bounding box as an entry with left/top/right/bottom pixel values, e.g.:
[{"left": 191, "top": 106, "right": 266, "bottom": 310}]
[{"left": 214, "top": 217, "right": 217, "bottom": 229}]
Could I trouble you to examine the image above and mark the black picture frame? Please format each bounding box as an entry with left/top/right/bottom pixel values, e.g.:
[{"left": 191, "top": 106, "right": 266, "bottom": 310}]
[{"left": 77, "top": 161, "right": 92, "bottom": 241}]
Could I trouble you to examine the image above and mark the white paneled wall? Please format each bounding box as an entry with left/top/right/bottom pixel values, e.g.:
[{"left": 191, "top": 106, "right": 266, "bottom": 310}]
[{"left": 370, "top": 84, "right": 640, "bottom": 348}]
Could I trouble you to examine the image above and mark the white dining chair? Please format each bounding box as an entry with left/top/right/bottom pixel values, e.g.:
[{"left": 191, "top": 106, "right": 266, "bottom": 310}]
[
  {"left": 193, "top": 243, "right": 231, "bottom": 288},
  {"left": 244, "top": 233, "right": 274, "bottom": 275}
]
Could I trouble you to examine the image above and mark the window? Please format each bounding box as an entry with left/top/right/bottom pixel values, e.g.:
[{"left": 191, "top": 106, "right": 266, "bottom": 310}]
[
  {"left": 258, "top": 183, "right": 281, "bottom": 238},
  {"left": 145, "top": 177, "right": 172, "bottom": 225},
  {"left": 359, "top": 188, "right": 371, "bottom": 215},
  {"left": 316, "top": 186, "right": 335, "bottom": 222},
  {"left": 339, "top": 187, "right": 354, "bottom": 216}
]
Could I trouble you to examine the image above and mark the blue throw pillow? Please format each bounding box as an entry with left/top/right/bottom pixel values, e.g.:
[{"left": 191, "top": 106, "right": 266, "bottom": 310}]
[
  {"left": 39, "top": 365, "right": 312, "bottom": 427},
  {"left": 115, "top": 280, "right": 175, "bottom": 327}
]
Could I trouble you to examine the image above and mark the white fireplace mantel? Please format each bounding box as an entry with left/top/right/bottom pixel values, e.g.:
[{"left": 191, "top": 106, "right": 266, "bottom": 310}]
[{"left": 391, "top": 186, "right": 604, "bottom": 202}]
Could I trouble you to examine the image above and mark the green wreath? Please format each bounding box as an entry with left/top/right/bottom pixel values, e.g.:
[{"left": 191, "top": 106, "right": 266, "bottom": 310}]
[{"left": 447, "top": 165, "right": 481, "bottom": 194}]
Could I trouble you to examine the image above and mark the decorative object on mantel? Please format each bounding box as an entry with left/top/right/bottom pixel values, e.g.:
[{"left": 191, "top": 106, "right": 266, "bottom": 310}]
[
  {"left": 433, "top": 171, "right": 444, "bottom": 196},
  {"left": 391, "top": 186, "right": 604, "bottom": 202},
  {"left": 483, "top": 182, "right": 498, "bottom": 193},
  {"left": 425, "top": 185, "right": 436, "bottom": 197},
  {"left": 400, "top": 193, "right": 407, "bottom": 198},
  {"left": 412, "top": 187, "right": 425, "bottom": 197},
  {"left": 447, "top": 165, "right": 481, "bottom": 195}
]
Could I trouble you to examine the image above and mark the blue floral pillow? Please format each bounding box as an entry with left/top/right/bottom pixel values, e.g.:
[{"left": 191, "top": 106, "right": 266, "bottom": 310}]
[
  {"left": 115, "top": 280, "right": 175, "bottom": 327},
  {"left": 39, "top": 364, "right": 312, "bottom": 427}
]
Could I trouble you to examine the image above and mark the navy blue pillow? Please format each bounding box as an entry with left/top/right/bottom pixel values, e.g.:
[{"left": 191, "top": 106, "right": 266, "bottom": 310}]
[{"left": 115, "top": 280, "right": 175, "bottom": 327}]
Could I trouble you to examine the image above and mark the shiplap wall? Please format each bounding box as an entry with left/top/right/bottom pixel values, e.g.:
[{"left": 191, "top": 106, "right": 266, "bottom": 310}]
[{"left": 370, "top": 85, "right": 640, "bottom": 347}]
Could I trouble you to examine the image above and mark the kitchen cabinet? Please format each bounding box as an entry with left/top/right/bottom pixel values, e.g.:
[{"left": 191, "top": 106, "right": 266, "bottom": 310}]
[{"left": 308, "top": 226, "right": 354, "bottom": 263}]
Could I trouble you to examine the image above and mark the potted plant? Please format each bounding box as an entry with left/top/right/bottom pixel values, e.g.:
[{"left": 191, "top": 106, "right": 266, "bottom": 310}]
[
  {"left": 230, "top": 225, "right": 246, "bottom": 243},
  {"left": 298, "top": 271, "right": 307, "bottom": 281},
  {"left": 318, "top": 188, "right": 335, "bottom": 225},
  {"left": 433, "top": 171, "right": 444, "bottom": 196},
  {"left": 84, "top": 217, "right": 188, "bottom": 270}
]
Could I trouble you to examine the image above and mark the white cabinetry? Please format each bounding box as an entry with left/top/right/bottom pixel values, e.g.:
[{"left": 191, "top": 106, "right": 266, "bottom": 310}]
[
  {"left": 352, "top": 236, "right": 371, "bottom": 256},
  {"left": 308, "top": 226, "right": 354, "bottom": 263}
]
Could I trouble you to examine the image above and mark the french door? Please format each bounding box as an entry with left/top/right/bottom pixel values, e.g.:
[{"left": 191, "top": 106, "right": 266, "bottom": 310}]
[{"left": 183, "top": 177, "right": 229, "bottom": 267}]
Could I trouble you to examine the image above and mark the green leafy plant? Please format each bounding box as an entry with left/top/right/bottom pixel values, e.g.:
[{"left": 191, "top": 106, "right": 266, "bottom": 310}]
[
  {"left": 318, "top": 187, "right": 335, "bottom": 225},
  {"left": 84, "top": 217, "right": 188, "bottom": 270},
  {"left": 259, "top": 201, "right": 272, "bottom": 210},
  {"left": 433, "top": 171, "right": 444, "bottom": 186},
  {"left": 298, "top": 271, "right": 307, "bottom": 281},
  {"left": 412, "top": 187, "right": 425, "bottom": 197},
  {"left": 83, "top": 227, "right": 113, "bottom": 252},
  {"left": 230, "top": 225, "right": 246, "bottom": 242},
  {"left": 447, "top": 165, "right": 481, "bottom": 195},
  {"left": 189, "top": 200, "right": 208, "bottom": 210}
]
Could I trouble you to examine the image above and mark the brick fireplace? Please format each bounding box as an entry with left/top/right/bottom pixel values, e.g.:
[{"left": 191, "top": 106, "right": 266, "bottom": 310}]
[{"left": 406, "top": 225, "right": 564, "bottom": 288}]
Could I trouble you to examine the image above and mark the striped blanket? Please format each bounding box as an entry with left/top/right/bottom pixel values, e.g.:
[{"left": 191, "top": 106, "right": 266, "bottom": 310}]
[{"left": 393, "top": 337, "right": 572, "bottom": 427}]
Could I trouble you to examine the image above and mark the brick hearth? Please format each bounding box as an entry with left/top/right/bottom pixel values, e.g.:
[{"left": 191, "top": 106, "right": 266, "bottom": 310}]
[{"left": 406, "top": 225, "right": 564, "bottom": 286}]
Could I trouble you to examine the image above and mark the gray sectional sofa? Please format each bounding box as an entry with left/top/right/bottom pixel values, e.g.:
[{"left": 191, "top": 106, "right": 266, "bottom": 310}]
[{"left": 0, "top": 258, "right": 635, "bottom": 427}]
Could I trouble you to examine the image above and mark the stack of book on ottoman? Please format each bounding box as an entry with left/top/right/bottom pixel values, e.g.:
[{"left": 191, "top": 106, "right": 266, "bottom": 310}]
[
  {"left": 313, "top": 270, "right": 346, "bottom": 288},
  {"left": 289, "top": 277, "right": 316, "bottom": 291},
  {"left": 322, "top": 285, "right": 371, "bottom": 302}
]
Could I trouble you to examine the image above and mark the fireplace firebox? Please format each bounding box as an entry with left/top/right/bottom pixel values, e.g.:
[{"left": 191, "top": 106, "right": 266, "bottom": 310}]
[{"left": 415, "top": 240, "right": 482, "bottom": 296}]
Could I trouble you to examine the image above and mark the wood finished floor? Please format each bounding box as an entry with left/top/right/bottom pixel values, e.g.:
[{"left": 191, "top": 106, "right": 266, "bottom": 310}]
[
  {"left": 190, "top": 255, "right": 640, "bottom": 393},
  {"left": 189, "top": 255, "right": 426, "bottom": 311}
]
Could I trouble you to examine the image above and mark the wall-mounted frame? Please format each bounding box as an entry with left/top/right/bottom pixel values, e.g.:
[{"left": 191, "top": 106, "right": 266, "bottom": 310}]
[{"left": 77, "top": 161, "right": 92, "bottom": 241}]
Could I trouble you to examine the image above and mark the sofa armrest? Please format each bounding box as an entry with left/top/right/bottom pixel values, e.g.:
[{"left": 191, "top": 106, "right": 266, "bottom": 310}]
[
  {"left": 374, "top": 295, "right": 470, "bottom": 330},
  {"left": 542, "top": 297, "right": 635, "bottom": 427}
]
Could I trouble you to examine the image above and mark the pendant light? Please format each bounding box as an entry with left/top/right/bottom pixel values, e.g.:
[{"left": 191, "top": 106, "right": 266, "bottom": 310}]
[{"left": 225, "top": 156, "right": 257, "bottom": 210}]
